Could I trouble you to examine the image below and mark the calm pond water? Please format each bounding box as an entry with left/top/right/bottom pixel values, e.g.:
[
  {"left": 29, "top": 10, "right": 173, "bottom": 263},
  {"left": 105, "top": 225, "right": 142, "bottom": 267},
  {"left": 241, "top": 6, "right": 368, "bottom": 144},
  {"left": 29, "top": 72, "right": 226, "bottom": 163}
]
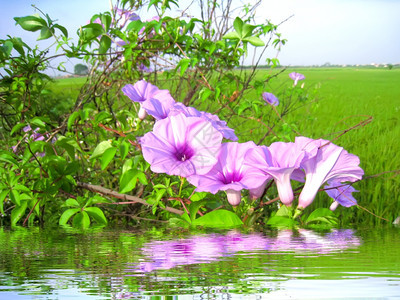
[{"left": 0, "top": 226, "right": 399, "bottom": 299}]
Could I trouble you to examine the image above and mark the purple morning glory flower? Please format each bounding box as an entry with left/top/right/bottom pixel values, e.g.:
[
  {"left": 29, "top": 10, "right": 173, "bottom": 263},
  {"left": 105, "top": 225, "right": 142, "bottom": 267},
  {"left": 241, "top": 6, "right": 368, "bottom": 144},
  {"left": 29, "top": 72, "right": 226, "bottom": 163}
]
[
  {"left": 122, "top": 80, "right": 176, "bottom": 120},
  {"left": 262, "top": 92, "right": 279, "bottom": 106},
  {"left": 115, "top": 7, "right": 140, "bottom": 27},
  {"left": 187, "top": 141, "right": 266, "bottom": 206},
  {"left": 140, "top": 113, "right": 223, "bottom": 177},
  {"left": 169, "top": 102, "right": 238, "bottom": 141},
  {"left": 245, "top": 141, "right": 305, "bottom": 206},
  {"left": 289, "top": 72, "right": 305, "bottom": 86},
  {"left": 325, "top": 180, "right": 359, "bottom": 211},
  {"left": 296, "top": 136, "right": 364, "bottom": 209}
]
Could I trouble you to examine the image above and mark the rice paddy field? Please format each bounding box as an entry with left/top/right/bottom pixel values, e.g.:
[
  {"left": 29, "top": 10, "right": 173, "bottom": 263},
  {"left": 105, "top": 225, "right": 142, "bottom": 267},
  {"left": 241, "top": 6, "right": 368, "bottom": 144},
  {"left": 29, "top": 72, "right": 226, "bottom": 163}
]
[
  {"left": 262, "top": 67, "right": 400, "bottom": 225},
  {"left": 51, "top": 67, "right": 400, "bottom": 226}
]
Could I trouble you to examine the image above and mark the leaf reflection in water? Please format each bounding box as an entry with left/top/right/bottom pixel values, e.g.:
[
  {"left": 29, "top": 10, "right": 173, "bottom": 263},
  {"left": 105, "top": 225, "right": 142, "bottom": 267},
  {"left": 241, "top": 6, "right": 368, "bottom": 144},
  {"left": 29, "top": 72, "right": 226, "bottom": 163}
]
[{"left": 131, "top": 229, "right": 360, "bottom": 273}]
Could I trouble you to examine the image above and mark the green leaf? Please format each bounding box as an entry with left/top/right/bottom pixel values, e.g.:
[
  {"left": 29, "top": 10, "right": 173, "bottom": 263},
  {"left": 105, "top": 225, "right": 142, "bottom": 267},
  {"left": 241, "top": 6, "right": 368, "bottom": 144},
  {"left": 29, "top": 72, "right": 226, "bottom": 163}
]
[
  {"left": 100, "top": 147, "right": 117, "bottom": 170},
  {"left": 275, "top": 205, "right": 292, "bottom": 217},
  {"left": 11, "top": 201, "right": 28, "bottom": 226},
  {"left": 65, "top": 198, "right": 80, "bottom": 207},
  {"left": 30, "top": 117, "right": 46, "bottom": 128},
  {"left": 38, "top": 26, "right": 53, "bottom": 40},
  {"left": 80, "top": 23, "right": 104, "bottom": 41},
  {"left": 233, "top": 17, "right": 243, "bottom": 36},
  {"left": 10, "top": 122, "right": 27, "bottom": 136},
  {"left": 242, "top": 23, "right": 257, "bottom": 37},
  {"left": 10, "top": 189, "right": 20, "bottom": 206},
  {"left": 126, "top": 19, "right": 144, "bottom": 32},
  {"left": 190, "top": 192, "right": 208, "bottom": 202},
  {"left": 59, "top": 208, "right": 80, "bottom": 225},
  {"left": 0, "top": 40, "right": 13, "bottom": 58},
  {"left": 188, "top": 199, "right": 207, "bottom": 222},
  {"left": 90, "top": 140, "right": 112, "bottom": 160},
  {"left": 136, "top": 172, "right": 148, "bottom": 185},
  {"left": 100, "top": 13, "right": 112, "bottom": 31},
  {"left": 14, "top": 15, "right": 47, "bottom": 32},
  {"left": 266, "top": 215, "right": 298, "bottom": 227},
  {"left": 0, "top": 190, "right": 9, "bottom": 215},
  {"left": 53, "top": 24, "right": 68, "bottom": 37},
  {"left": 72, "top": 211, "right": 91, "bottom": 229},
  {"left": 0, "top": 154, "right": 18, "bottom": 166},
  {"left": 305, "top": 208, "right": 337, "bottom": 225},
  {"left": 178, "top": 58, "right": 190, "bottom": 76},
  {"left": 94, "top": 111, "right": 112, "bottom": 124},
  {"left": 67, "top": 111, "right": 80, "bottom": 130},
  {"left": 119, "top": 169, "right": 139, "bottom": 193},
  {"left": 85, "top": 207, "right": 107, "bottom": 225},
  {"left": 192, "top": 209, "right": 243, "bottom": 228},
  {"left": 99, "top": 35, "right": 111, "bottom": 54},
  {"left": 222, "top": 31, "right": 240, "bottom": 40},
  {"left": 13, "top": 184, "right": 31, "bottom": 193},
  {"left": 243, "top": 36, "right": 265, "bottom": 47},
  {"left": 119, "top": 142, "right": 129, "bottom": 160}
]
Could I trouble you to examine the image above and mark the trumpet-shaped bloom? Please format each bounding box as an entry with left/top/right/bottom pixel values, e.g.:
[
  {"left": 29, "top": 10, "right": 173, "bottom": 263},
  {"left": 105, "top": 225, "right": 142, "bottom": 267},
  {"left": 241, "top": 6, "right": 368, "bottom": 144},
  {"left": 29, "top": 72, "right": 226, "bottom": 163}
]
[
  {"left": 289, "top": 72, "right": 305, "bottom": 86},
  {"left": 169, "top": 102, "right": 238, "bottom": 141},
  {"left": 296, "top": 136, "right": 364, "bottom": 209},
  {"left": 262, "top": 92, "right": 279, "bottom": 106},
  {"left": 187, "top": 141, "right": 266, "bottom": 206},
  {"left": 245, "top": 141, "right": 305, "bottom": 206},
  {"left": 122, "top": 80, "right": 175, "bottom": 120},
  {"left": 140, "top": 113, "right": 223, "bottom": 177},
  {"left": 325, "top": 180, "right": 359, "bottom": 211}
]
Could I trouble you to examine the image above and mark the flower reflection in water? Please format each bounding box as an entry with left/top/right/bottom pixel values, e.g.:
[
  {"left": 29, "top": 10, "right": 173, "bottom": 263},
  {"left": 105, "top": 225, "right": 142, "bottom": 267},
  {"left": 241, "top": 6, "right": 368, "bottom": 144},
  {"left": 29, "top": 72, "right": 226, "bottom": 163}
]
[{"left": 132, "top": 229, "right": 360, "bottom": 273}]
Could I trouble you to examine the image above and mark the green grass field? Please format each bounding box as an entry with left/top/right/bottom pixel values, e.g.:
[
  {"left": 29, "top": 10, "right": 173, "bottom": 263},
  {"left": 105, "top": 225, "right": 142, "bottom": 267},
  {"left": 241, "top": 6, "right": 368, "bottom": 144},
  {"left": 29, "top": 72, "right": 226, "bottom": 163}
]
[
  {"left": 52, "top": 68, "right": 400, "bottom": 225},
  {"left": 263, "top": 67, "right": 400, "bottom": 225}
]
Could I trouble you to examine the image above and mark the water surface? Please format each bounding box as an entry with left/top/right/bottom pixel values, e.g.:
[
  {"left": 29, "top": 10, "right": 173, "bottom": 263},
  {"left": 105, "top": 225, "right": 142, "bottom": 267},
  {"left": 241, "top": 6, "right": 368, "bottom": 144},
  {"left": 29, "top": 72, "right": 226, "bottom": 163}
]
[{"left": 0, "top": 226, "right": 399, "bottom": 299}]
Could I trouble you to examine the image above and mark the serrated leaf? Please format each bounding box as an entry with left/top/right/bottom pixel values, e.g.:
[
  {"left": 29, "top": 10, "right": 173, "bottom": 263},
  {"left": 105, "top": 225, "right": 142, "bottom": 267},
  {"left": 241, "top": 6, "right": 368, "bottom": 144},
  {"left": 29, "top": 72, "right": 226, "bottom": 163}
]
[
  {"left": 59, "top": 208, "right": 80, "bottom": 225},
  {"left": 85, "top": 207, "right": 107, "bottom": 225},
  {"left": 72, "top": 211, "right": 91, "bottom": 229},
  {"left": 100, "top": 147, "right": 117, "bottom": 170},
  {"left": 192, "top": 209, "right": 243, "bottom": 228},
  {"left": 90, "top": 140, "right": 112, "bottom": 160},
  {"left": 119, "top": 169, "right": 139, "bottom": 193},
  {"left": 11, "top": 201, "right": 28, "bottom": 226}
]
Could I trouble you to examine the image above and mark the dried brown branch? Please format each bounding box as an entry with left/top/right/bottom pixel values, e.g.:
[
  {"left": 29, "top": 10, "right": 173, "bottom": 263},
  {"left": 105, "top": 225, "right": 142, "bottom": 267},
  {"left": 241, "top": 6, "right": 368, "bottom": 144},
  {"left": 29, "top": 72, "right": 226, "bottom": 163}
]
[{"left": 77, "top": 182, "right": 184, "bottom": 216}]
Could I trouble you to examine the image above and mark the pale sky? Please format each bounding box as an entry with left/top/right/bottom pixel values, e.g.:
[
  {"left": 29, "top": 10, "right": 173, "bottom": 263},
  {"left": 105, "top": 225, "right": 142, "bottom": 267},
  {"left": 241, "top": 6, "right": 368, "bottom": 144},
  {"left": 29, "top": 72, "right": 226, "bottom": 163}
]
[{"left": 1, "top": 0, "right": 399, "bottom": 71}]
